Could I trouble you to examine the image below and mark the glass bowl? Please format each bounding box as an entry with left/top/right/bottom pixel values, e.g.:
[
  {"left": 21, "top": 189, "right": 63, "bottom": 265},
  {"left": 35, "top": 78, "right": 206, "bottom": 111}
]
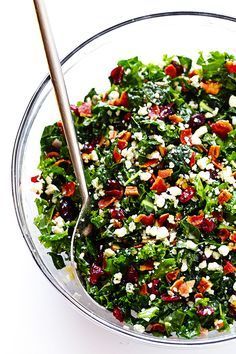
[{"left": 12, "top": 11, "right": 236, "bottom": 346}]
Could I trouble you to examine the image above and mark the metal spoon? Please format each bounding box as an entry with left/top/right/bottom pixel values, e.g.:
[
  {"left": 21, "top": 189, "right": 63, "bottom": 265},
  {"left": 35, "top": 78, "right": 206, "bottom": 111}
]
[{"left": 33, "top": 0, "right": 90, "bottom": 277}]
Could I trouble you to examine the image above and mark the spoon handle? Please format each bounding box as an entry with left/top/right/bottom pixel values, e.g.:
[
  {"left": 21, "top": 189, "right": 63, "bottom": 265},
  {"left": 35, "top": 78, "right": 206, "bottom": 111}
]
[{"left": 33, "top": 0, "right": 89, "bottom": 205}]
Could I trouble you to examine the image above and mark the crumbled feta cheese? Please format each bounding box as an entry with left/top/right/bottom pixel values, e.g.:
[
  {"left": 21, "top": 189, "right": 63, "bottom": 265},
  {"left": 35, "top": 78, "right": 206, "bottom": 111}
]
[
  {"left": 113, "top": 272, "right": 122, "bottom": 284},
  {"left": 208, "top": 262, "right": 223, "bottom": 272},
  {"left": 199, "top": 260, "right": 207, "bottom": 269},
  {"left": 108, "top": 90, "right": 119, "bottom": 100},
  {"left": 189, "top": 100, "right": 198, "bottom": 109},
  {"left": 229, "top": 295, "right": 236, "bottom": 304},
  {"left": 204, "top": 247, "right": 213, "bottom": 258},
  {"left": 31, "top": 180, "right": 44, "bottom": 195},
  {"left": 129, "top": 221, "right": 136, "bottom": 232},
  {"left": 133, "top": 324, "right": 145, "bottom": 333},
  {"left": 114, "top": 227, "right": 127, "bottom": 238},
  {"left": 154, "top": 194, "right": 165, "bottom": 208},
  {"left": 125, "top": 160, "right": 132, "bottom": 169},
  {"left": 218, "top": 245, "right": 230, "bottom": 257},
  {"left": 186, "top": 240, "right": 198, "bottom": 250},
  {"left": 181, "top": 259, "right": 188, "bottom": 272},
  {"left": 146, "top": 226, "right": 169, "bottom": 240},
  {"left": 168, "top": 186, "right": 182, "bottom": 196},
  {"left": 198, "top": 171, "right": 210, "bottom": 181},
  {"left": 233, "top": 282, "right": 236, "bottom": 291},
  {"left": 104, "top": 248, "right": 115, "bottom": 258},
  {"left": 197, "top": 157, "right": 209, "bottom": 170},
  {"left": 140, "top": 172, "right": 152, "bottom": 181},
  {"left": 190, "top": 75, "right": 200, "bottom": 88},
  {"left": 53, "top": 216, "right": 65, "bottom": 228},
  {"left": 212, "top": 251, "right": 220, "bottom": 260},
  {"left": 90, "top": 150, "right": 99, "bottom": 161},
  {"left": 191, "top": 126, "right": 208, "bottom": 145},
  {"left": 167, "top": 215, "right": 175, "bottom": 224},
  {"left": 126, "top": 282, "right": 134, "bottom": 293},
  {"left": 91, "top": 177, "right": 102, "bottom": 190},
  {"left": 146, "top": 151, "right": 161, "bottom": 160},
  {"left": 205, "top": 107, "right": 219, "bottom": 118},
  {"left": 138, "top": 106, "right": 148, "bottom": 116},
  {"left": 45, "top": 183, "right": 58, "bottom": 195},
  {"left": 52, "top": 138, "right": 62, "bottom": 149},
  {"left": 133, "top": 132, "right": 143, "bottom": 141},
  {"left": 150, "top": 294, "right": 156, "bottom": 301},
  {"left": 219, "top": 166, "right": 235, "bottom": 185},
  {"left": 229, "top": 95, "right": 236, "bottom": 108},
  {"left": 169, "top": 162, "right": 175, "bottom": 168},
  {"left": 151, "top": 135, "right": 165, "bottom": 145},
  {"left": 232, "top": 116, "right": 236, "bottom": 126}
]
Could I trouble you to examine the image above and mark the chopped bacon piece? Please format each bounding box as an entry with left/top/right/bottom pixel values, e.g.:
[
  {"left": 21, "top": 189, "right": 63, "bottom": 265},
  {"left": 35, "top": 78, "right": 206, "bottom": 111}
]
[
  {"left": 117, "top": 139, "right": 128, "bottom": 150},
  {"left": 158, "top": 146, "right": 167, "bottom": 157},
  {"left": 54, "top": 159, "right": 71, "bottom": 167},
  {"left": 110, "top": 65, "right": 124, "bottom": 84},
  {"left": 175, "top": 212, "right": 182, "bottom": 221},
  {"left": 62, "top": 181, "right": 76, "bottom": 197},
  {"left": 98, "top": 196, "right": 117, "bottom": 209},
  {"left": 31, "top": 175, "right": 39, "bottom": 183},
  {"left": 46, "top": 151, "right": 60, "bottom": 158},
  {"left": 113, "top": 307, "right": 124, "bottom": 322},
  {"left": 225, "top": 61, "right": 236, "bottom": 74},
  {"left": 124, "top": 112, "right": 132, "bottom": 122},
  {"left": 211, "top": 120, "right": 233, "bottom": 139},
  {"left": 119, "top": 131, "right": 132, "bottom": 141},
  {"left": 194, "top": 293, "right": 203, "bottom": 299},
  {"left": 113, "top": 147, "right": 122, "bottom": 163},
  {"left": 200, "top": 81, "right": 221, "bottom": 95},
  {"left": 180, "top": 128, "right": 192, "bottom": 145},
  {"left": 197, "top": 277, "right": 213, "bottom": 294},
  {"left": 179, "top": 186, "right": 195, "bottom": 203},
  {"left": 170, "top": 277, "right": 185, "bottom": 292},
  {"left": 169, "top": 114, "right": 184, "bottom": 123},
  {"left": 218, "top": 228, "right": 231, "bottom": 242},
  {"left": 147, "top": 323, "right": 166, "bottom": 333},
  {"left": 187, "top": 214, "right": 204, "bottom": 227},
  {"left": 223, "top": 261, "right": 236, "bottom": 274},
  {"left": 150, "top": 176, "right": 168, "bottom": 193},
  {"left": 140, "top": 261, "right": 154, "bottom": 271},
  {"left": 89, "top": 264, "right": 104, "bottom": 284},
  {"left": 148, "top": 105, "right": 160, "bottom": 119},
  {"left": 78, "top": 102, "right": 92, "bottom": 117},
  {"left": 158, "top": 213, "right": 170, "bottom": 226},
  {"left": 212, "top": 160, "right": 223, "bottom": 170},
  {"left": 166, "top": 269, "right": 180, "bottom": 283},
  {"left": 189, "top": 152, "right": 196, "bottom": 168},
  {"left": 139, "top": 283, "right": 148, "bottom": 295},
  {"left": 140, "top": 159, "right": 159, "bottom": 168},
  {"left": 218, "top": 190, "right": 232, "bottom": 205},
  {"left": 113, "top": 91, "right": 129, "bottom": 107},
  {"left": 208, "top": 145, "right": 220, "bottom": 160},
  {"left": 135, "top": 214, "right": 155, "bottom": 226},
  {"left": 125, "top": 186, "right": 139, "bottom": 197},
  {"left": 158, "top": 169, "right": 173, "bottom": 178}
]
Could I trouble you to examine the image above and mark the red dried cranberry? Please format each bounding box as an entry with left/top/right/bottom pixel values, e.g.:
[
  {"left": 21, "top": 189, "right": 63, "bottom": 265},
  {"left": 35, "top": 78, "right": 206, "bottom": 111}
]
[
  {"left": 89, "top": 264, "right": 104, "bottom": 285},
  {"left": 110, "top": 209, "right": 125, "bottom": 220},
  {"left": 31, "top": 175, "right": 39, "bottom": 183},
  {"left": 159, "top": 103, "right": 174, "bottom": 119},
  {"left": 189, "top": 114, "right": 206, "bottom": 131},
  {"left": 70, "top": 104, "right": 79, "bottom": 116},
  {"left": 172, "top": 61, "right": 183, "bottom": 76},
  {"left": 148, "top": 279, "right": 160, "bottom": 295},
  {"left": 179, "top": 187, "right": 195, "bottom": 203},
  {"left": 59, "top": 197, "right": 76, "bottom": 221},
  {"left": 200, "top": 218, "right": 216, "bottom": 233},
  {"left": 123, "top": 112, "right": 132, "bottom": 122},
  {"left": 113, "top": 307, "right": 124, "bottom": 322},
  {"left": 110, "top": 66, "right": 124, "bottom": 84},
  {"left": 61, "top": 181, "right": 76, "bottom": 197},
  {"left": 105, "top": 189, "right": 123, "bottom": 198},
  {"left": 147, "top": 323, "right": 166, "bottom": 333},
  {"left": 107, "top": 179, "right": 122, "bottom": 190},
  {"left": 126, "top": 265, "right": 139, "bottom": 283},
  {"left": 161, "top": 294, "right": 181, "bottom": 302},
  {"left": 196, "top": 306, "right": 214, "bottom": 317}
]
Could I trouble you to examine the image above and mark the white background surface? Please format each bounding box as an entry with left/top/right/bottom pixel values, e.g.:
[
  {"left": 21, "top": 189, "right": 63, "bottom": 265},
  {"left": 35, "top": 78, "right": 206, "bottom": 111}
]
[{"left": 1, "top": 1, "right": 236, "bottom": 353}]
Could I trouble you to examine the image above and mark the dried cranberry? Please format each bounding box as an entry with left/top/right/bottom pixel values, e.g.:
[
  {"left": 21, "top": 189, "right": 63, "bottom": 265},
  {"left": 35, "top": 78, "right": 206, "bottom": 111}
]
[
  {"left": 189, "top": 114, "right": 206, "bottom": 131},
  {"left": 147, "top": 323, "right": 166, "bottom": 333},
  {"left": 59, "top": 197, "right": 76, "bottom": 221},
  {"left": 110, "top": 66, "right": 124, "bottom": 84},
  {"left": 110, "top": 209, "right": 125, "bottom": 220},
  {"left": 161, "top": 294, "right": 181, "bottom": 302},
  {"left": 126, "top": 265, "right": 139, "bottom": 283},
  {"left": 61, "top": 181, "right": 76, "bottom": 197},
  {"left": 89, "top": 264, "right": 104, "bottom": 285},
  {"left": 148, "top": 279, "right": 160, "bottom": 295},
  {"left": 196, "top": 306, "right": 214, "bottom": 317},
  {"left": 209, "top": 168, "right": 218, "bottom": 180},
  {"left": 107, "top": 179, "right": 122, "bottom": 190},
  {"left": 123, "top": 112, "right": 132, "bottom": 122},
  {"left": 172, "top": 61, "right": 183, "bottom": 76},
  {"left": 105, "top": 189, "right": 123, "bottom": 198},
  {"left": 31, "top": 175, "right": 39, "bottom": 183},
  {"left": 113, "top": 307, "right": 124, "bottom": 322},
  {"left": 159, "top": 103, "right": 174, "bottom": 119},
  {"left": 83, "top": 138, "right": 99, "bottom": 153},
  {"left": 200, "top": 218, "right": 216, "bottom": 233},
  {"left": 70, "top": 104, "right": 79, "bottom": 116},
  {"left": 179, "top": 187, "right": 195, "bottom": 203}
]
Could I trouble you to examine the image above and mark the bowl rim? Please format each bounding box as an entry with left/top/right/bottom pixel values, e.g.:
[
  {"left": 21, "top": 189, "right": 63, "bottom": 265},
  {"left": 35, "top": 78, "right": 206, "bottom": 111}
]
[{"left": 12, "top": 11, "right": 236, "bottom": 346}]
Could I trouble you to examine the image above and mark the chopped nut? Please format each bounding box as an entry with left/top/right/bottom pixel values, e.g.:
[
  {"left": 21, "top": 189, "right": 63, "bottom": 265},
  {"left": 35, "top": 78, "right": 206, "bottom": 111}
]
[{"left": 125, "top": 186, "right": 139, "bottom": 197}]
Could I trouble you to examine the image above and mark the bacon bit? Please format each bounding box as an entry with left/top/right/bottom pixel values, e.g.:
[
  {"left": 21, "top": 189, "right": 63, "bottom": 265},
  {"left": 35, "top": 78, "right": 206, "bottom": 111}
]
[
  {"left": 223, "top": 261, "right": 236, "bottom": 274},
  {"left": 161, "top": 294, "right": 181, "bottom": 302},
  {"left": 230, "top": 232, "right": 236, "bottom": 243},
  {"left": 135, "top": 214, "right": 155, "bottom": 226},
  {"left": 125, "top": 186, "right": 139, "bottom": 197},
  {"left": 139, "top": 283, "right": 148, "bottom": 295},
  {"left": 147, "top": 323, "right": 166, "bottom": 333},
  {"left": 208, "top": 145, "right": 220, "bottom": 160},
  {"left": 113, "top": 91, "right": 129, "bottom": 107},
  {"left": 158, "top": 146, "right": 167, "bottom": 157},
  {"left": 158, "top": 169, "right": 173, "bottom": 179},
  {"left": 113, "top": 307, "right": 124, "bottom": 322},
  {"left": 140, "top": 159, "right": 159, "bottom": 168},
  {"left": 120, "top": 131, "right": 132, "bottom": 141},
  {"left": 197, "top": 277, "right": 213, "bottom": 294},
  {"left": 166, "top": 269, "right": 180, "bottom": 283},
  {"left": 212, "top": 211, "right": 224, "bottom": 222},
  {"left": 98, "top": 136, "right": 110, "bottom": 147},
  {"left": 54, "top": 159, "right": 71, "bottom": 167},
  {"left": 110, "top": 66, "right": 124, "bottom": 84},
  {"left": 52, "top": 212, "right": 60, "bottom": 220},
  {"left": 225, "top": 61, "right": 236, "bottom": 74},
  {"left": 218, "top": 228, "right": 231, "bottom": 242},
  {"left": 113, "top": 220, "right": 123, "bottom": 228},
  {"left": 164, "top": 64, "right": 177, "bottom": 78},
  {"left": 126, "top": 265, "right": 139, "bottom": 283},
  {"left": 98, "top": 196, "right": 117, "bottom": 209},
  {"left": 140, "top": 261, "right": 154, "bottom": 271},
  {"left": 189, "top": 152, "right": 196, "bottom": 168},
  {"left": 200, "top": 327, "right": 209, "bottom": 336},
  {"left": 187, "top": 214, "right": 204, "bottom": 227},
  {"left": 180, "top": 128, "right": 192, "bottom": 145},
  {"left": 211, "top": 120, "right": 233, "bottom": 139},
  {"left": 31, "top": 175, "right": 39, "bottom": 183},
  {"left": 158, "top": 213, "right": 170, "bottom": 226},
  {"left": 46, "top": 151, "right": 60, "bottom": 158},
  {"left": 200, "top": 81, "right": 221, "bottom": 95},
  {"left": 117, "top": 139, "right": 128, "bottom": 150},
  {"left": 148, "top": 105, "right": 160, "bottom": 119},
  {"left": 113, "top": 147, "right": 122, "bottom": 163},
  {"left": 62, "top": 181, "right": 76, "bottom": 197},
  {"left": 218, "top": 190, "right": 232, "bottom": 205},
  {"left": 150, "top": 176, "right": 168, "bottom": 193},
  {"left": 78, "top": 102, "right": 92, "bottom": 117},
  {"left": 124, "top": 112, "right": 132, "bottom": 122},
  {"left": 105, "top": 189, "right": 123, "bottom": 199},
  {"left": 109, "top": 130, "right": 118, "bottom": 140},
  {"left": 169, "top": 114, "right": 184, "bottom": 123}
]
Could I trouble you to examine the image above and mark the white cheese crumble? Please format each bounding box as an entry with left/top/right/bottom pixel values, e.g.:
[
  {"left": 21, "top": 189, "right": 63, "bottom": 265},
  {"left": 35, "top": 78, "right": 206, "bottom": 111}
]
[
  {"left": 219, "top": 166, "right": 235, "bottom": 186},
  {"left": 233, "top": 282, "right": 236, "bottom": 291},
  {"left": 146, "top": 226, "right": 169, "bottom": 240},
  {"left": 140, "top": 172, "right": 152, "bottom": 181},
  {"left": 191, "top": 126, "right": 208, "bottom": 145},
  {"left": 197, "top": 157, "right": 209, "bottom": 170},
  {"left": 133, "top": 132, "right": 143, "bottom": 141},
  {"left": 126, "top": 283, "right": 134, "bottom": 293},
  {"left": 133, "top": 324, "right": 145, "bottom": 333},
  {"left": 108, "top": 90, "right": 119, "bottom": 100},
  {"left": 52, "top": 216, "right": 65, "bottom": 234},
  {"left": 218, "top": 245, "right": 230, "bottom": 257},
  {"left": 186, "top": 240, "right": 198, "bottom": 250},
  {"left": 229, "top": 95, "right": 236, "bottom": 108},
  {"left": 190, "top": 75, "right": 200, "bottom": 88},
  {"left": 128, "top": 221, "right": 136, "bottom": 232},
  {"left": 31, "top": 180, "right": 44, "bottom": 195},
  {"left": 167, "top": 186, "right": 182, "bottom": 196},
  {"left": 45, "top": 183, "right": 58, "bottom": 195},
  {"left": 198, "top": 171, "right": 210, "bottom": 181},
  {"left": 138, "top": 106, "right": 148, "bottom": 116},
  {"left": 104, "top": 248, "right": 115, "bottom": 258},
  {"left": 199, "top": 260, "right": 207, "bottom": 269},
  {"left": 146, "top": 151, "right": 161, "bottom": 160},
  {"left": 204, "top": 247, "right": 213, "bottom": 258},
  {"left": 181, "top": 259, "right": 188, "bottom": 272},
  {"left": 114, "top": 227, "right": 127, "bottom": 238},
  {"left": 113, "top": 272, "right": 122, "bottom": 284},
  {"left": 208, "top": 262, "right": 223, "bottom": 272},
  {"left": 154, "top": 194, "right": 165, "bottom": 208},
  {"left": 150, "top": 294, "right": 156, "bottom": 301}
]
